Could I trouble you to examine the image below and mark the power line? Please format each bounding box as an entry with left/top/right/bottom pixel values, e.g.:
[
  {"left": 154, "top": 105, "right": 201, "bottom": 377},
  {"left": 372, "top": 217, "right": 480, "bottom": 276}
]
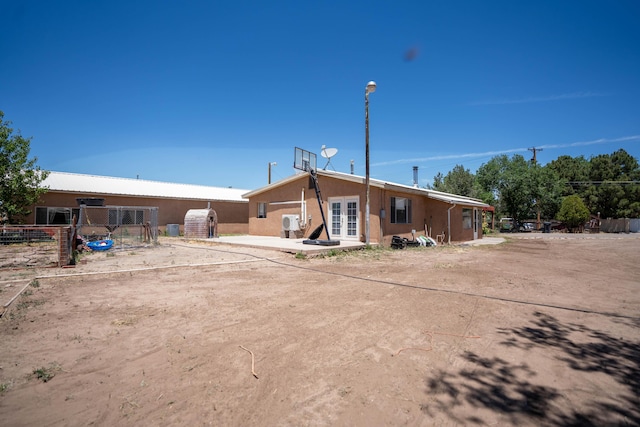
[{"left": 567, "top": 181, "right": 640, "bottom": 186}]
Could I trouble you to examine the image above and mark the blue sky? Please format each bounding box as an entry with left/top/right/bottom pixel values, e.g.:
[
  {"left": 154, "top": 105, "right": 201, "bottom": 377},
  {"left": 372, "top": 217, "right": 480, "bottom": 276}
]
[{"left": 2, "top": 1, "right": 639, "bottom": 190}]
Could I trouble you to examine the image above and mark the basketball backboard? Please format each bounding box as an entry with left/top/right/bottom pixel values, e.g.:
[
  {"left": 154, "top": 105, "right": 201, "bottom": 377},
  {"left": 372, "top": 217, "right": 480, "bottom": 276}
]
[{"left": 293, "top": 147, "right": 317, "bottom": 173}]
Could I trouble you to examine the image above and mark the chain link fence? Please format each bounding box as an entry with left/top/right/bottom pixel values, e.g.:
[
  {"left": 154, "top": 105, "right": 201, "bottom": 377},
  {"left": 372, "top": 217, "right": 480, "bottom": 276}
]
[{"left": 77, "top": 205, "right": 158, "bottom": 248}]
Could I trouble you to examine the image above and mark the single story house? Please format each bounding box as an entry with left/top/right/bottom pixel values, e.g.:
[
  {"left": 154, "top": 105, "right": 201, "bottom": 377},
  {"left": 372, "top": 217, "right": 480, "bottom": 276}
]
[
  {"left": 242, "top": 169, "right": 493, "bottom": 245},
  {"left": 27, "top": 171, "right": 249, "bottom": 235}
]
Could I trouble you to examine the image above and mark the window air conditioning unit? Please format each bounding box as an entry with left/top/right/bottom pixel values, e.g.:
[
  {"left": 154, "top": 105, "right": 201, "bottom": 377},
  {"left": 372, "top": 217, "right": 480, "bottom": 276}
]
[{"left": 282, "top": 214, "right": 300, "bottom": 231}]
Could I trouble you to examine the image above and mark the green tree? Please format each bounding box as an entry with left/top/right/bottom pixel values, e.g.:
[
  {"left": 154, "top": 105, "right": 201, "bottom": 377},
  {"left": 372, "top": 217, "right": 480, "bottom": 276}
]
[
  {"left": 432, "top": 164, "right": 477, "bottom": 197},
  {"left": 442, "top": 149, "right": 639, "bottom": 224},
  {"left": 547, "top": 155, "right": 590, "bottom": 197},
  {"left": 557, "top": 195, "right": 590, "bottom": 231},
  {"left": 546, "top": 150, "right": 640, "bottom": 218},
  {"left": 532, "top": 164, "right": 565, "bottom": 220},
  {"left": 0, "top": 111, "right": 49, "bottom": 224},
  {"left": 431, "top": 172, "right": 445, "bottom": 191},
  {"left": 476, "top": 154, "right": 534, "bottom": 227},
  {"left": 586, "top": 149, "right": 640, "bottom": 218}
]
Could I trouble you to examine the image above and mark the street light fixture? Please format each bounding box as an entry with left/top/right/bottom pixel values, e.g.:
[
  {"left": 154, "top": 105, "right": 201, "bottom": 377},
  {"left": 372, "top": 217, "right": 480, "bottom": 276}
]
[
  {"left": 268, "top": 162, "right": 277, "bottom": 184},
  {"left": 365, "top": 80, "right": 376, "bottom": 245}
]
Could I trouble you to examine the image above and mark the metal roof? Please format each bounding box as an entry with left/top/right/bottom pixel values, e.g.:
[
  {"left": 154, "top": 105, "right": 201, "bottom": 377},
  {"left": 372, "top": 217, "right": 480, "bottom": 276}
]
[
  {"left": 43, "top": 171, "right": 249, "bottom": 202},
  {"left": 242, "top": 169, "right": 492, "bottom": 209},
  {"left": 425, "top": 192, "right": 491, "bottom": 208}
]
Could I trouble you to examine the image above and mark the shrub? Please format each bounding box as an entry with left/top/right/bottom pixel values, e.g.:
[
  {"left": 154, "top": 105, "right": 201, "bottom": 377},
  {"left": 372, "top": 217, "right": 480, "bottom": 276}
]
[{"left": 557, "top": 195, "right": 590, "bottom": 231}]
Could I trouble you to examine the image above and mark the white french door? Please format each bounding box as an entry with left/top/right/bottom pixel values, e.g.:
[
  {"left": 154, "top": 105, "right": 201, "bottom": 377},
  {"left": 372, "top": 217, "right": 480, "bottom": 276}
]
[
  {"left": 328, "top": 197, "right": 359, "bottom": 240},
  {"left": 473, "top": 208, "right": 479, "bottom": 240}
]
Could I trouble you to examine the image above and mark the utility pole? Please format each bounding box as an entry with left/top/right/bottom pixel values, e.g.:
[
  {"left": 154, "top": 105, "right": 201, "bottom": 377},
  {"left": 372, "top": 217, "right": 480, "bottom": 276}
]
[
  {"left": 528, "top": 147, "right": 543, "bottom": 164},
  {"left": 528, "top": 147, "right": 543, "bottom": 230}
]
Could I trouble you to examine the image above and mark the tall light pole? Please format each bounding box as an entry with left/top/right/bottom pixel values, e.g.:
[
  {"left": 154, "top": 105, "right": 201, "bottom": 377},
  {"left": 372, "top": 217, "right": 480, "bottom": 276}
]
[
  {"left": 268, "top": 162, "right": 277, "bottom": 184},
  {"left": 365, "top": 80, "right": 376, "bottom": 245}
]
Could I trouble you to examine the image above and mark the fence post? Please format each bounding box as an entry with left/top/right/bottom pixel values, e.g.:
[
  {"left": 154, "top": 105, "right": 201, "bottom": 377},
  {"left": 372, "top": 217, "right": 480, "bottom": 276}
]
[{"left": 57, "top": 227, "right": 72, "bottom": 266}]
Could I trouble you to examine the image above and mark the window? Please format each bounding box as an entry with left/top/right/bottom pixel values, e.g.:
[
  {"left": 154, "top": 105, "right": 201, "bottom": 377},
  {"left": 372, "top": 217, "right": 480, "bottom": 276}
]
[
  {"left": 109, "top": 209, "right": 145, "bottom": 225},
  {"left": 258, "top": 202, "right": 267, "bottom": 218},
  {"left": 35, "top": 207, "right": 79, "bottom": 225},
  {"left": 462, "top": 208, "right": 472, "bottom": 229},
  {"left": 391, "top": 197, "right": 412, "bottom": 224},
  {"left": 125, "top": 209, "right": 144, "bottom": 225}
]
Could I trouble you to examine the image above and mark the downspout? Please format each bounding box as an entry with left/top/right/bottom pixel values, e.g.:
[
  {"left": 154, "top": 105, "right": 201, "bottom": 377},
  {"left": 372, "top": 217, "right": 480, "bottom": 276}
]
[
  {"left": 447, "top": 203, "right": 456, "bottom": 245},
  {"left": 379, "top": 188, "right": 385, "bottom": 244},
  {"left": 301, "top": 188, "right": 306, "bottom": 227}
]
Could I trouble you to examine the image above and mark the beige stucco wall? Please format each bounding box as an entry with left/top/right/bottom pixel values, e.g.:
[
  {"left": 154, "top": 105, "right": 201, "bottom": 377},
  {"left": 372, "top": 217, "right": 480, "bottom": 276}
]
[
  {"left": 248, "top": 175, "right": 379, "bottom": 241},
  {"left": 247, "top": 175, "right": 486, "bottom": 244},
  {"left": 248, "top": 175, "right": 356, "bottom": 239},
  {"left": 28, "top": 191, "right": 249, "bottom": 235},
  {"left": 380, "top": 196, "right": 483, "bottom": 245}
]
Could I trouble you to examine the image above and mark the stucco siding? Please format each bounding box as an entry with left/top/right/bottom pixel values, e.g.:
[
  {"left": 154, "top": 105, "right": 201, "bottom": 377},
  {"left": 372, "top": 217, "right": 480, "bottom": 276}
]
[
  {"left": 244, "top": 171, "right": 492, "bottom": 245},
  {"left": 380, "top": 194, "right": 452, "bottom": 244},
  {"left": 248, "top": 175, "right": 383, "bottom": 242},
  {"left": 29, "top": 191, "right": 249, "bottom": 235}
]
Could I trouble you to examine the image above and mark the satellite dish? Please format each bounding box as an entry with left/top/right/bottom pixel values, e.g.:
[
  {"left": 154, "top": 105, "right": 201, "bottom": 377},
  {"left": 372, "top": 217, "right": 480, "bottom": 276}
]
[{"left": 320, "top": 145, "right": 338, "bottom": 170}]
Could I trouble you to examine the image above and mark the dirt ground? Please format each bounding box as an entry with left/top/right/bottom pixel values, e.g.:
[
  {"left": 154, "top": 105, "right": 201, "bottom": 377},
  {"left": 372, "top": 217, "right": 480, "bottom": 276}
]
[{"left": 0, "top": 234, "right": 638, "bottom": 426}]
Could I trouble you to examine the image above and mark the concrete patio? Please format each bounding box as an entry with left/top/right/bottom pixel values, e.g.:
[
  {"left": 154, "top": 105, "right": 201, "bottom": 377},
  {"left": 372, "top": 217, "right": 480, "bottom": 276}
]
[
  {"left": 212, "top": 235, "right": 367, "bottom": 254},
  {"left": 202, "top": 235, "right": 507, "bottom": 254}
]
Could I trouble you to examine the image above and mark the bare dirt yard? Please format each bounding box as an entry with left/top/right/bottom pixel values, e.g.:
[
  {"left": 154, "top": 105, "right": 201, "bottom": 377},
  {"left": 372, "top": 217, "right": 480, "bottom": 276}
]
[{"left": 1, "top": 234, "right": 638, "bottom": 426}]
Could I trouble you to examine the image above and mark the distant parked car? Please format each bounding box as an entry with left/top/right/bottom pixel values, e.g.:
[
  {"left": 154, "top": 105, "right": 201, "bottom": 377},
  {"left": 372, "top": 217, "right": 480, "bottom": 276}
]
[
  {"left": 500, "top": 218, "right": 535, "bottom": 232},
  {"left": 520, "top": 222, "right": 534, "bottom": 232},
  {"left": 499, "top": 218, "right": 513, "bottom": 232}
]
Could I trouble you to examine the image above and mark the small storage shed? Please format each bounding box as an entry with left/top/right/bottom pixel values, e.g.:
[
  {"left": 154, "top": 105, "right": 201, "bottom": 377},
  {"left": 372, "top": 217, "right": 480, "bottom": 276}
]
[{"left": 184, "top": 209, "right": 218, "bottom": 239}]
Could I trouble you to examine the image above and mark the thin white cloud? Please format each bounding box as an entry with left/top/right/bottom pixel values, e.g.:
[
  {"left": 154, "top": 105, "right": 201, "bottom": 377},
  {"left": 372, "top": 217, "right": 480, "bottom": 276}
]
[
  {"left": 469, "top": 91, "right": 608, "bottom": 106},
  {"left": 373, "top": 148, "right": 528, "bottom": 167},
  {"left": 372, "top": 135, "right": 640, "bottom": 167},
  {"left": 539, "top": 135, "right": 640, "bottom": 150}
]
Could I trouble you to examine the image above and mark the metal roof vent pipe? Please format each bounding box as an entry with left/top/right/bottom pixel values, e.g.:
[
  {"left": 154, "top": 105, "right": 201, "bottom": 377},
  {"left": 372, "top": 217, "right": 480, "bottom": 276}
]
[{"left": 413, "top": 166, "right": 419, "bottom": 187}]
